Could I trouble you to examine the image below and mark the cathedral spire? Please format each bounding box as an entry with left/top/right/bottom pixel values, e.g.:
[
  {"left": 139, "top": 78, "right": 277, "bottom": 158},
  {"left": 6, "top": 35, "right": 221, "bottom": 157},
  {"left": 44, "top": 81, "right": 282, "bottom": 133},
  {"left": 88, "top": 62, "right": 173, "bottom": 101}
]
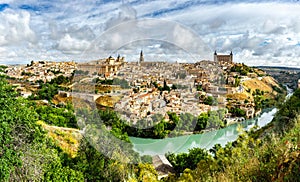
[{"left": 140, "top": 50, "right": 144, "bottom": 63}]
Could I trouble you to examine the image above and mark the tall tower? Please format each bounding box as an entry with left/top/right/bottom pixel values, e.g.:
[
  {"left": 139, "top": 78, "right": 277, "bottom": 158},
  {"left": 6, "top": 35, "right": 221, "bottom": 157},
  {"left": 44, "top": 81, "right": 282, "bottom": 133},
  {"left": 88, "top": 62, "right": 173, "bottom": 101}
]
[
  {"left": 140, "top": 50, "right": 144, "bottom": 63},
  {"left": 230, "top": 51, "right": 233, "bottom": 63},
  {"left": 214, "top": 50, "right": 218, "bottom": 62}
]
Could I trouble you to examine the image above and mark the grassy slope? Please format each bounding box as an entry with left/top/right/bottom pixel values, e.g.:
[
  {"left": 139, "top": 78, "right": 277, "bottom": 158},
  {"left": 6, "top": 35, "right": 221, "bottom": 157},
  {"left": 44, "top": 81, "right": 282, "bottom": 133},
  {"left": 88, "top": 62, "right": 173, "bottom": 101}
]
[
  {"left": 243, "top": 76, "right": 281, "bottom": 97},
  {"left": 227, "top": 76, "right": 283, "bottom": 102},
  {"left": 37, "top": 121, "right": 82, "bottom": 158}
]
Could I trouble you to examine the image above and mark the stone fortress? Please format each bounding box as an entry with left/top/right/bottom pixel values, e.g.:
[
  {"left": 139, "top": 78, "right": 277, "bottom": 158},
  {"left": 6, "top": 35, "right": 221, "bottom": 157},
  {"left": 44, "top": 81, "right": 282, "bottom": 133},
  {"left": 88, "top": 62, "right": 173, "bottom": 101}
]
[{"left": 214, "top": 51, "right": 233, "bottom": 63}]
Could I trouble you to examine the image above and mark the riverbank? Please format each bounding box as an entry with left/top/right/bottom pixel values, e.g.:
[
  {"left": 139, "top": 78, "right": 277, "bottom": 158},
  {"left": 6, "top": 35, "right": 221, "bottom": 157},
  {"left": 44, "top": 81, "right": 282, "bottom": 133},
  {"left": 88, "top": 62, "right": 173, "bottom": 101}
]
[{"left": 130, "top": 107, "right": 277, "bottom": 156}]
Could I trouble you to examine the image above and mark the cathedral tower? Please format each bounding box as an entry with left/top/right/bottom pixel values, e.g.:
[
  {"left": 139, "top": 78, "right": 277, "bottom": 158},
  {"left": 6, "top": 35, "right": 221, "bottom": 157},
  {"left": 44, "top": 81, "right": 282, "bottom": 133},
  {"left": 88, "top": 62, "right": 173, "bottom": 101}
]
[{"left": 140, "top": 50, "right": 144, "bottom": 63}]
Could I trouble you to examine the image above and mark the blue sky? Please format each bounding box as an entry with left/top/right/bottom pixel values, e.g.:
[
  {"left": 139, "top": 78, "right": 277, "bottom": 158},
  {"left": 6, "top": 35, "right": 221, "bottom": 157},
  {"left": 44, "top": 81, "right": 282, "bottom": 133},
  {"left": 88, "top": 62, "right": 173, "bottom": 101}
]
[{"left": 0, "top": 0, "right": 300, "bottom": 67}]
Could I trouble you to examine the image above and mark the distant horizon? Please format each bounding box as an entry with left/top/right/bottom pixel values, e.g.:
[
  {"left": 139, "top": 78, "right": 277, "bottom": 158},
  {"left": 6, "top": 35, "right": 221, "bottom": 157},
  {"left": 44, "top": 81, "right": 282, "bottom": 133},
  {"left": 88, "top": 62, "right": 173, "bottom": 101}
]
[{"left": 4, "top": 57, "right": 300, "bottom": 70}]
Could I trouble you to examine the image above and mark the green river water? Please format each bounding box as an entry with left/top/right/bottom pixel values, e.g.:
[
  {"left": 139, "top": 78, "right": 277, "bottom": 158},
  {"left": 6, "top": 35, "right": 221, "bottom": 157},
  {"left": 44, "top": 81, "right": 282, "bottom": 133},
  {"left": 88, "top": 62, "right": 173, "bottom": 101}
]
[{"left": 130, "top": 108, "right": 277, "bottom": 156}]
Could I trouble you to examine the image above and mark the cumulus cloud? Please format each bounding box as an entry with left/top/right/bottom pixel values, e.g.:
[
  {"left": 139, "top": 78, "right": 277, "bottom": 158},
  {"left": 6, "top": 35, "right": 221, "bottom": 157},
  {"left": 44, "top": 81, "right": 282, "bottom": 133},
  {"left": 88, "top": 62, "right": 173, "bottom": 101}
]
[
  {"left": 0, "top": 9, "right": 36, "bottom": 45},
  {"left": 262, "top": 20, "right": 287, "bottom": 34},
  {"left": 49, "top": 22, "right": 96, "bottom": 55},
  {"left": 49, "top": 22, "right": 95, "bottom": 40},
  {"left": 105, "top": 4, "right": 137, "bottom": 30},
  {"left": 57, "top": 34, "right": 91, "bottom": 54}
]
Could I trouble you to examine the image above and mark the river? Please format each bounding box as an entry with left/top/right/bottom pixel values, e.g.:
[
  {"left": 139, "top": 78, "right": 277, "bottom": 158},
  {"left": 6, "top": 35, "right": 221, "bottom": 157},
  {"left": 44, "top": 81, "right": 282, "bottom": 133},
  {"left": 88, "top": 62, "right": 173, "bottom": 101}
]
[{"left": 130, "top": 87, "right": 293, "bottom": 156}]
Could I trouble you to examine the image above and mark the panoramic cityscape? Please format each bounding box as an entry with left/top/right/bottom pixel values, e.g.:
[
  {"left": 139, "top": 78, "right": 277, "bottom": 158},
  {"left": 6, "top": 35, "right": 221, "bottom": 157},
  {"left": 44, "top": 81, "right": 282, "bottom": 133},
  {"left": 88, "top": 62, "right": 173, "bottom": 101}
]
[{"left": 1, "top": 0, "right": 300, "bottom": 181}]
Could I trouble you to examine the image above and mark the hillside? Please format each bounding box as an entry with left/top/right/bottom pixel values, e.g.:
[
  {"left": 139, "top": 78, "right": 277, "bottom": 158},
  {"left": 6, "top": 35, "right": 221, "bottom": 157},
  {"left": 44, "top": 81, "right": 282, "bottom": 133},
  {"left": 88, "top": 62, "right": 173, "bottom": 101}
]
[
  {"left": 37, "top": 121, "right": 82, "bottom": 158},
  {"left": 95, "top": 95, "right": 121, "bottom": 108},
  {"left": 226, "top": 75, "right": 285, "bottom": 113},
  {"left": 52, "top": 94, "right": 73, "bottom": 105},
  {"left": 243, "top": 76, "right": 282, "bottom": 98}
]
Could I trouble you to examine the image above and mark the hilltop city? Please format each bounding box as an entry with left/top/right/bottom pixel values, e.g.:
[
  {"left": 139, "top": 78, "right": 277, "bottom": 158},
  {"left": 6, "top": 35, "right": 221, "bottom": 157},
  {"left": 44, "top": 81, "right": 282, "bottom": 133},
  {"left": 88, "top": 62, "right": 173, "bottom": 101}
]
[{"left": 4, "top": 51, "right": 286, "bottom": 126}]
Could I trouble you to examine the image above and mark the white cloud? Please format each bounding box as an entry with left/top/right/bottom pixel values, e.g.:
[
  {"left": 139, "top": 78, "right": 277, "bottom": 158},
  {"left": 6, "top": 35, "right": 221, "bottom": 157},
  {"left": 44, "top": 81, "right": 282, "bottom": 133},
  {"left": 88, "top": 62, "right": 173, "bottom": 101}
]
[
  {"left": 0, "top": 9, "right": 36, "bottom": 45},
  {"left": 57, "top": 34, "right": 91, "bottom": 54},
  {"left": 0, "top": 0, "right": 14, "bottom": 3},
  {"left": 105, "top": 4, "right": 137, "bottom": 30}
]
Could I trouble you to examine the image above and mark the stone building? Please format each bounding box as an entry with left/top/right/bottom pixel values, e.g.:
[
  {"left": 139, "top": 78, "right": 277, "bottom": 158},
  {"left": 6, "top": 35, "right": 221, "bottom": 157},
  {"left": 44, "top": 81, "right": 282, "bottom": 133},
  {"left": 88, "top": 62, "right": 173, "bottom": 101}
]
[
  {"left": 98, "top": 55, "right": 125, "bottom": 76},
  {"left": 77, "top": 55, "right": 125, "bottom": 76},
  {"left": 214, "top": 51, "right": 233, "bottom": 63}
]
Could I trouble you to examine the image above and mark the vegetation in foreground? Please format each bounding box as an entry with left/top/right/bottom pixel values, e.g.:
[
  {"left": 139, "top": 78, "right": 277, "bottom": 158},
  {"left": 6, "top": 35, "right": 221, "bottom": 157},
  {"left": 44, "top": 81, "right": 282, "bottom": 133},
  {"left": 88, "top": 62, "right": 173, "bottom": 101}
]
[
  {"left": 0, "top": 78, "right": 154, "bottom": 182},
  {"left": 0, "top": 76, "right": 299, "bottom": 181},
  {"left": 163, "top": 89, "right": 300, "bottom": 182}
]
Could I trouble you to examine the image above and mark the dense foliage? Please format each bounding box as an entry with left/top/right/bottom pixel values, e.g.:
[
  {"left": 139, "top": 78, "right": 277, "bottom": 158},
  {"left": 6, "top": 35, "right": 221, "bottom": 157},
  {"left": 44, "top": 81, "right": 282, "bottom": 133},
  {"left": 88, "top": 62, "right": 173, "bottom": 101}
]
[
  {"left": 166, "top": 148, "right": 210, "bottom": 173},
  {"left": 203, "top": 96, "right": 217, "bottom": 106},
  {"left": 230, "top": 63, "right": 253, "bottom": 76},
  {"left": 35, "top": 103, "right": 77, "bottom": 128},
  {"left": 228, "top": 107, "right": 246, "bottom": 117},
  {"left": 0, "top": 79, "right": 27, "bottom": 180},
  {"left": 50, "top": 75, "right": 73, "bottom": 85},
  {"left": 29, "top": 75, "right": 72, "bottom": 101},
  {"left": 0, "top": 79, "right": 78, "bottom": 181},
  {"left": 0, "top": 65, "right": 7, "bottom": 73},
  {"left": 274, "top": 88, "right": 300, "bottom": 132},
  {"left": 29, "top": 82, "right": 59, "bottom": 100}
]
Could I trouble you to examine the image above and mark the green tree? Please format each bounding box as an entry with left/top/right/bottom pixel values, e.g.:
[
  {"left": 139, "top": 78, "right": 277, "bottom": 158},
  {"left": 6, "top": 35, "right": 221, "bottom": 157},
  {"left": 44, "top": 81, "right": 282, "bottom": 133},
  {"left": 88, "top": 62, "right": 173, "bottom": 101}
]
[
  {"left": 234, "top": 77, "right": 241, "bottom": 87},
  {"left": 171, "top": 84, "right": 177, "bottom": 90},
  {"left": 204, "top": 96, "right": 217, "bottom": 106},
  {"left": 163, "top": 80, "right": 171, "bottom": 92},
  {"left": 137, "top": 163, "right": 158, "bottom": 182},
  {"left": 166, "top": 148, "right": 210, "bottom": 174},
  {"left": 196, "top": 85, "right": 203, "bottom": 91},
  {"left": 154, "top": 122, "right": 167, "bottom": 138},
  {"left": 30, "top": 83, "right": 59, "bottom": 101},
  {"left": 35, "top": 105, "right": 77, "bottom": 128},
  {"left": 168, "top": 112, "right": 179, "bottom": 125},
  {"left": 195, "top": 113, "right": 208, "bottom": 131}
]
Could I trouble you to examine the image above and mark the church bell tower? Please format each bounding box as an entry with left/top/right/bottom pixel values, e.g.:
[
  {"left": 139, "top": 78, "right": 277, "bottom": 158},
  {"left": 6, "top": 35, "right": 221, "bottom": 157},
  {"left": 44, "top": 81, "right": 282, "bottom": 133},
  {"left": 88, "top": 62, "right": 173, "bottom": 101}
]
[{"left": 140, "top": 50, "right": 144, "bottom": 63}]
